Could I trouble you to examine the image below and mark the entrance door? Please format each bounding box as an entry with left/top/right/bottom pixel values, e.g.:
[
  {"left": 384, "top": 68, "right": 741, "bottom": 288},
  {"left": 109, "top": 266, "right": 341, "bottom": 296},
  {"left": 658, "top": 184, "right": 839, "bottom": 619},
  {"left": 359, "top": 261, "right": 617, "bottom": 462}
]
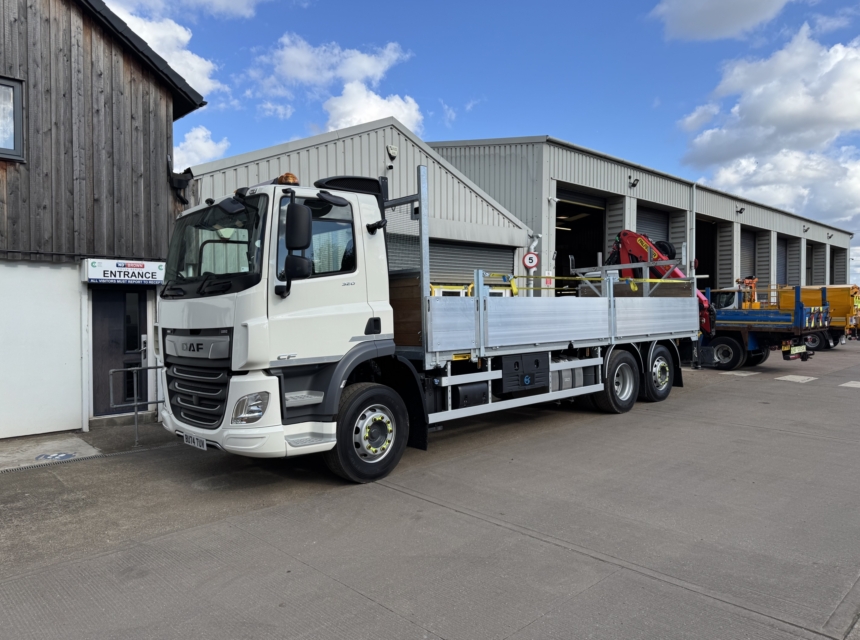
[{"left": 92, "top": 288, "right": 148, "bottom": 416}]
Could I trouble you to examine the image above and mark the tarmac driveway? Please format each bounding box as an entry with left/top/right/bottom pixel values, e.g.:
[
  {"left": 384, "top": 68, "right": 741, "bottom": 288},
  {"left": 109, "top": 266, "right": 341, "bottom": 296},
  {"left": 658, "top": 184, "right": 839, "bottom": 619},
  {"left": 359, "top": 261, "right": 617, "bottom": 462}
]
[{"left": 2, "top": 344, "right": 860, "bottom": 639}]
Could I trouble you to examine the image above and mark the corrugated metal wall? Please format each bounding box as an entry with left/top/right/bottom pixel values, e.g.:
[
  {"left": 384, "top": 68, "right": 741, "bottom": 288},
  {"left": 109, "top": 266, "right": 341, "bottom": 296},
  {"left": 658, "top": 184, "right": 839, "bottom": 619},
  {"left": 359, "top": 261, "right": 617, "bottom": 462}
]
[
  {"left": 811, "top": 243, "right": 827, "bottom": 285},
  {"left": 429, "top": 241, "right": 513, "bottom": 284},
  {"left": 832, "top": 248, "right": 848, "bottom": 285},
  {"left": 431, "top": 142, "right": 544, "bottom": 237},
  {"left": 717, "top": 223, "right": 735, "bottom": 288},
  {"left": 192, "top": 122, "right": 530, "bottom": 249},
  {"left": 787, "top": 239, "right": 802, "bottom": 285},
  {"left": 777, "top": 237, "right": 788, "bottom": 285},
  {"left": 755, "top": 232, "right": 771, "bottom": 287},
  {"left": 669, "top": 212, "right": 686, "bottom": 256},
  {"left": 605, "top": 197, "right": 626, "bottom": 256},
  {"left": 546, "top": 144, "right": 690, "bottom": 210},
  {"left": 740, "top": 230, "right": 756, "bottom": 278}
]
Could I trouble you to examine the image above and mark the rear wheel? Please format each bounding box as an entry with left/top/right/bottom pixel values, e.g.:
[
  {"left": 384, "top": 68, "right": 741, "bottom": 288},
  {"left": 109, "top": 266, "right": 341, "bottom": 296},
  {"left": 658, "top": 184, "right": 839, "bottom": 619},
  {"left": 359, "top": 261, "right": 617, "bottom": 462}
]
[
  {"left": 743, "top": 349, "right": 770, "bottom": 367},
  {"left": 805, "top": 332, "right": 827, "bottom": 350},
  {"left": 641, "top": 345, "right": 673, "bottom": 402},
  {"left": 594, "top": 350, "right": 639, "bottom": 414},
  {"left": 710, "top": 337, "right": 746, "bottom": 371},
  {"left": 323, "top": 383, "right": 409, "bottom": 484}
]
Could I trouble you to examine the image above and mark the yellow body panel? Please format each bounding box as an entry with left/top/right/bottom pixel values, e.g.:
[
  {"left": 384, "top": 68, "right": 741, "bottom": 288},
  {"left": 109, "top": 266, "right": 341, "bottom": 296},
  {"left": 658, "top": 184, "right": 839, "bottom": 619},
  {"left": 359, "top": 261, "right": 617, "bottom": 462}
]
[{"left": 801, "top": 285, "right": 859, "bottom": 329}]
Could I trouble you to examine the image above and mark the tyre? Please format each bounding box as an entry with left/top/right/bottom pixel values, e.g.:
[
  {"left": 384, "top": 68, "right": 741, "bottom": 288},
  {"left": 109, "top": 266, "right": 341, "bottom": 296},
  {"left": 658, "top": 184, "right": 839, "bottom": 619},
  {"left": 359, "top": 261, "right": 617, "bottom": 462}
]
[
  {"left": 655, "top": 240, "right": 676, "bottom": 260},
  {"left": 743, "top": 349, "right": 770, "bottom": 367},
  {"left": 641, "top": 345, "right": 673, "bottom": 402},
  {"left": 594, "top": 350, "right": 640, "bottom": 414},
  {"left": 323, "top": 382, "right": 409, "bottom": 484},
  {"left": 710, "top": 337, "right": 746, "bottom": 371},
  {"left": 805, "top": 332, "right": 827, "bottom": 350}
]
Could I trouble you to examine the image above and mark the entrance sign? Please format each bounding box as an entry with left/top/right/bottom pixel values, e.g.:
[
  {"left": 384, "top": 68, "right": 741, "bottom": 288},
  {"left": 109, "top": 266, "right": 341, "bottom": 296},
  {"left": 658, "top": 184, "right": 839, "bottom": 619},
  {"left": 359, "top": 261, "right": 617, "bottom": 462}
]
[
  {"left": 84, "top": 260, "right": 165, "bottom": 285},
  {"left": 523, "top": 252, "right": 539, "bottom": 270}
]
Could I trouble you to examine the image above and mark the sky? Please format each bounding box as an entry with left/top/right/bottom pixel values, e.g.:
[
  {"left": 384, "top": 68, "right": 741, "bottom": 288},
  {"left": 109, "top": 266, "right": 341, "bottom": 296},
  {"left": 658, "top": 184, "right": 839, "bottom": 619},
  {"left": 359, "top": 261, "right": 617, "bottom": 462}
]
[{"left": 106, "top": 0, "right": 860, "bottom": 277}]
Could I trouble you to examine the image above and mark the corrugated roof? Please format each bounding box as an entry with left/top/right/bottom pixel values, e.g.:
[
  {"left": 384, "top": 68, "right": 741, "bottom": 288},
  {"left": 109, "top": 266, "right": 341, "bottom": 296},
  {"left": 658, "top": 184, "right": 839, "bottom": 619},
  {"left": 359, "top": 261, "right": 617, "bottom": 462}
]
[{"left": 75, "top": 0, "right": 206, "bottom": 119}]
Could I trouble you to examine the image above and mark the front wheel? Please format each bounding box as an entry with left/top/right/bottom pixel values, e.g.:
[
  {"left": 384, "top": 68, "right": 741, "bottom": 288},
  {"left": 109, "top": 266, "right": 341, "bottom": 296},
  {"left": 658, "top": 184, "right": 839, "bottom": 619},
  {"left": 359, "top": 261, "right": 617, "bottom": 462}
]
[
  {"left": 323, "top": 383, "right": 409, "bottom": 483},
  {"left": 594, "top": 350, "right": 640, "bottom": 414}
]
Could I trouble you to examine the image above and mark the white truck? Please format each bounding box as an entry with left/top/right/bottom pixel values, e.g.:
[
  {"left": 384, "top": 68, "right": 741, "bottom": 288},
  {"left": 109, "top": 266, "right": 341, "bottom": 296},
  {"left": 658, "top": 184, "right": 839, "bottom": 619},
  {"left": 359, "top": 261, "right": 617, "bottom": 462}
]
[{"left": 155, "top": 167, "right": 699, "bottom": 482}]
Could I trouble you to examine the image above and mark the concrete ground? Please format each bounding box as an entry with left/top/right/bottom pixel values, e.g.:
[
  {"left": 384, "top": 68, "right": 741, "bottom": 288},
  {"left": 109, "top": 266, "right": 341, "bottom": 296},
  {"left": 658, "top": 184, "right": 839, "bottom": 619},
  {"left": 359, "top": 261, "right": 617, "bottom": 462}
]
[{"left": 2, "top": 344, "right": 860, "bottom": 639}]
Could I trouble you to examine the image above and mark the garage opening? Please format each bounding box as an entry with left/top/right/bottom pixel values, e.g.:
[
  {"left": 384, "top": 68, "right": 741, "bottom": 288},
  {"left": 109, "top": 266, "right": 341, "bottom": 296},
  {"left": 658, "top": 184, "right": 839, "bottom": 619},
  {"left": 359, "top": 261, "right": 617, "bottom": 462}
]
[
  {"left": 695, "top": 218, "right": 717, "bottom": 288},
  {"left": 554, "top": 187, "right": 605, "bottom": 288}
]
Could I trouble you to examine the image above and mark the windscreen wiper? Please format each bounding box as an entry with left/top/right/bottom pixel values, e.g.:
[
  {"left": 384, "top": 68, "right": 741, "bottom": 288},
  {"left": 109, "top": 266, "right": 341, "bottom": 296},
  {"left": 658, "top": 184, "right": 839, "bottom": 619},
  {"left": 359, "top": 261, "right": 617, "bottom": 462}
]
[
  {"left": 198, "top": 279, "right": 233, "bottom": 295},
  {"left": 160, "top": 279, "right": 186, "bottom": 298}
]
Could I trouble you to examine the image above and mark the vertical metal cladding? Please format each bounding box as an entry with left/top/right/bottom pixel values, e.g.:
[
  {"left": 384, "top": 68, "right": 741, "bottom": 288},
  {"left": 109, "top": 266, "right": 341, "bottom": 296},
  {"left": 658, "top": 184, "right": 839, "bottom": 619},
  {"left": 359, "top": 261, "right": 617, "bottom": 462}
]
[
  {"left": 787, "top": 239, "right": 802, "bottom": 286},
  {"left": 190, "top": 123, "right": 526, "bottom": 238},
  {"left": 717, "top": 223, "right": 735, "bottom": 288},
  {"left": 811, "top": 243, "right": 827, "bottom": 285},
  {"left": 755, "top": 231, "right": 772, "bottom": 287}
]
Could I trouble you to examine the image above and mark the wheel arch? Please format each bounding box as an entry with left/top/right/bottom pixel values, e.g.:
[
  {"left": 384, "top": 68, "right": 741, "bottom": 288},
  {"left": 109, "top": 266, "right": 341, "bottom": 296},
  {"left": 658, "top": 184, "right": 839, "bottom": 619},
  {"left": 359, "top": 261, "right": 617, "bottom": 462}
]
[{"left": 604, "top": 343, "right": 644, "bottom": 379}]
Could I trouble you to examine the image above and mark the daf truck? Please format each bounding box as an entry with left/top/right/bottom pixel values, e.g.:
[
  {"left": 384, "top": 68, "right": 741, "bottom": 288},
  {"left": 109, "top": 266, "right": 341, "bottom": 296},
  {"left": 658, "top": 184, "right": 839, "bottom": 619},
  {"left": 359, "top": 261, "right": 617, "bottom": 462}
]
[{"left": 154, "top": 167, "right": 700, "bottom": 482}]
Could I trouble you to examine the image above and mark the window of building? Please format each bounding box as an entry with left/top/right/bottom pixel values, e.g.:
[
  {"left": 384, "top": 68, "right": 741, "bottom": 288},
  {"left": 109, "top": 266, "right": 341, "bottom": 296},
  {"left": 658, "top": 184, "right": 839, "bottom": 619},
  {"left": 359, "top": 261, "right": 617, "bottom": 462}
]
[
  {"left": 277, "top": 196, "right": 356, "bottom": 279},
  {"left": 0, "top": 77, "right": 23, "bottom": 162}
]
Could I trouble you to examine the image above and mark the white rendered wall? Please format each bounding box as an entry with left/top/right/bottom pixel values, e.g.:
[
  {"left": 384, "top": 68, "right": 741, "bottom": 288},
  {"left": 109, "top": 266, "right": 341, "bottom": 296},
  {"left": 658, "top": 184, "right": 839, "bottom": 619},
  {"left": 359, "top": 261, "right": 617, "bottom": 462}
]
[{"left": 0, "top": 261, "right": 84, "bottom": 438}]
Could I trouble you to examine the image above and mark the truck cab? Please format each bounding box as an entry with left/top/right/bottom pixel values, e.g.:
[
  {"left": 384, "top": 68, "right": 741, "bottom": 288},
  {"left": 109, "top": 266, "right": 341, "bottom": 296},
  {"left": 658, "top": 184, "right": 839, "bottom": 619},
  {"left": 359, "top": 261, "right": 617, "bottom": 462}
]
[{"left": 156, "top": 176, "right": 395, "bottom": 465}]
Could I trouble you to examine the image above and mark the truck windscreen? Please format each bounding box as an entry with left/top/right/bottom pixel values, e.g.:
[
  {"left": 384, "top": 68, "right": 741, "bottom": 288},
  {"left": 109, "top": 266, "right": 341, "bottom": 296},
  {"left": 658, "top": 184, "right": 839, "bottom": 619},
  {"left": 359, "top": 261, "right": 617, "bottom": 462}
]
[{"left": 163, "top": 194, "right": 269, "bottom": 298}]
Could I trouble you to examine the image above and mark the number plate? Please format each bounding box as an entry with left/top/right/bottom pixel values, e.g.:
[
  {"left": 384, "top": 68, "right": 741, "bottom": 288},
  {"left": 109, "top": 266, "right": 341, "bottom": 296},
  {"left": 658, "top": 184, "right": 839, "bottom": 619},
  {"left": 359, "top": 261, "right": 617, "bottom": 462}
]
[
  {"left": 791, "top": 345, "right": 806, "bottom": 354},
  {"left": 183, "top": 433, "right": 207, "bottom": 451}
]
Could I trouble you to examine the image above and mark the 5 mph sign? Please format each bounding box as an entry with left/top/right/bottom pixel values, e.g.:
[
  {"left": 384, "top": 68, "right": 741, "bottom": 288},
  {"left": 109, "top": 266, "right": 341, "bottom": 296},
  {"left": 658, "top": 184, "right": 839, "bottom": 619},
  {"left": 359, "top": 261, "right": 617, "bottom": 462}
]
[{"left": 523, "top": 252, "right": 539, "bottom": 270}]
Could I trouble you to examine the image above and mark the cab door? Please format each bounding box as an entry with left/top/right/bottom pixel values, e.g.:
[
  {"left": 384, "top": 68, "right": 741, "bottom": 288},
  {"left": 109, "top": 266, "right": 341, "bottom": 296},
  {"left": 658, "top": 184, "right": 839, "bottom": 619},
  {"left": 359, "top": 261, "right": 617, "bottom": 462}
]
[{"left": 267, "top": 192, "right": 373, "bottom": 366}]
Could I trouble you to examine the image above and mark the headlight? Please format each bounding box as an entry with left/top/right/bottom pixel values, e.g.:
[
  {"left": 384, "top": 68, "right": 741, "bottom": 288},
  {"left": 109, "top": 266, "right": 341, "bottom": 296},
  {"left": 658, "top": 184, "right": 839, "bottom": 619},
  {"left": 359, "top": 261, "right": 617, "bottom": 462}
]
[{"left": 231, "top": 392, "right": 270, "bottom": 425}]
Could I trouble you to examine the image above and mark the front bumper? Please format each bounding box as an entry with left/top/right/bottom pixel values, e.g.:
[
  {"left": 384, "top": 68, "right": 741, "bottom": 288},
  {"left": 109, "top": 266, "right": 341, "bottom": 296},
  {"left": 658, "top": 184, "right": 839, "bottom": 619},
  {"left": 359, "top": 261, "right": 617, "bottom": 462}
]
[{"left": 160, "top": 369, "right": 336, "bottom": 458}]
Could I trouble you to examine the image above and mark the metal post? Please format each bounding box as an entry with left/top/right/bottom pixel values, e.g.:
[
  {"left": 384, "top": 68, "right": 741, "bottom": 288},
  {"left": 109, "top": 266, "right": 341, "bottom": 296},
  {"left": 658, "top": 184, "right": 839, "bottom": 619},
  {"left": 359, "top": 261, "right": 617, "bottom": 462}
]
[
  {"left": 133, "top": 369, "right": 139, "bottom": 447},
  {"left": 418, "top": 165, "right": 431, "bottom": 369},
  {"left": 475, "top": 269, "right": 486, "bottom": 358}
]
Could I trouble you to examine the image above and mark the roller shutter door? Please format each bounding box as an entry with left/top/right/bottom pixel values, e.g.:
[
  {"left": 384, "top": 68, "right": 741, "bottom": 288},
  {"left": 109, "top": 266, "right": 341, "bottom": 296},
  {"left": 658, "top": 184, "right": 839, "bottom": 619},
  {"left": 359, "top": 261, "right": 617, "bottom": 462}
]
[
  {"left": 429, "top": 241, "right": 515, "bottom": 284},
  {"left": 740, "top": 230, "right": 757, "bottom": 278},
  {"left": 776, "top": 238, "right": 788, "bottom": 284},
  {"left": 637, "top": 208, "right": 669, "bottom": 243}
]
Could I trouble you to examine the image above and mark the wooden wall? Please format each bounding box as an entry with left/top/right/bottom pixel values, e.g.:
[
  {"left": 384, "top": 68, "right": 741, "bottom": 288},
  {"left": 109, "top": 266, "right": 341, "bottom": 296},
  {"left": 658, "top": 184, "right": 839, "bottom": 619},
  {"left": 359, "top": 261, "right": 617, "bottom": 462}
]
[{"left": 0, "top": 0, "right": 177, "bottom": 261}]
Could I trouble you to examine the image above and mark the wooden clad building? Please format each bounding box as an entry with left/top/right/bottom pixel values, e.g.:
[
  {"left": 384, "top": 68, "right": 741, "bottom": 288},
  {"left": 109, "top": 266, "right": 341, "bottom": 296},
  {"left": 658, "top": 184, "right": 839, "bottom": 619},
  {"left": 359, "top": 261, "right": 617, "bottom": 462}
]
[{"left": 0, "top": 0, "right": 205, "bottom": 439}]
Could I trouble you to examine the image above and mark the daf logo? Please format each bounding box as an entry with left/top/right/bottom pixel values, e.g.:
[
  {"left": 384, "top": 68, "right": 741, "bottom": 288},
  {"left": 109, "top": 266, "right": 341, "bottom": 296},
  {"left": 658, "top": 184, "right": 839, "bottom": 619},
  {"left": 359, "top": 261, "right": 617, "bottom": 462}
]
[{"left": 182, "top": 343, "right": 205, "bottom": 353}]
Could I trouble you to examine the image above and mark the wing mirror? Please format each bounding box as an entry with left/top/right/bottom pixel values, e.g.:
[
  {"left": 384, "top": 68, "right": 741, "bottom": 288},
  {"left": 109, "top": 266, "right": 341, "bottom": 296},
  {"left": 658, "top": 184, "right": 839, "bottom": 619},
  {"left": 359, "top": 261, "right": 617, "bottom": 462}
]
[
  {"left": 277, "top": 203, "right": 313, "bottom": 298},
  {"left": 284, "top": 203, "right": 312, "bottom": 250}
]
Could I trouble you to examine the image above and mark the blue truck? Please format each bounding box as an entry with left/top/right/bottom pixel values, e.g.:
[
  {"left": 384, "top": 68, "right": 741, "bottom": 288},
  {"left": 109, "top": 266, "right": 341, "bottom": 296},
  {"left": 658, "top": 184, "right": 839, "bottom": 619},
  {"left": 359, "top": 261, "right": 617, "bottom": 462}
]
[{"left": 700, "top": 283, "right": 830, "bottom": 370}]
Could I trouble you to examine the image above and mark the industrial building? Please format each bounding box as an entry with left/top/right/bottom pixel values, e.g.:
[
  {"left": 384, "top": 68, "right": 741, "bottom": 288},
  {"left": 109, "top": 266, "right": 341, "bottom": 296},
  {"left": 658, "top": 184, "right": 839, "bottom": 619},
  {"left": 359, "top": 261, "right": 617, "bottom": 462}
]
[
  {"left": 191, "top": 118, "right": 853, "bottom": 297},
  {"left": 430, "top": 136, "right": 853, "bottom": 290}
]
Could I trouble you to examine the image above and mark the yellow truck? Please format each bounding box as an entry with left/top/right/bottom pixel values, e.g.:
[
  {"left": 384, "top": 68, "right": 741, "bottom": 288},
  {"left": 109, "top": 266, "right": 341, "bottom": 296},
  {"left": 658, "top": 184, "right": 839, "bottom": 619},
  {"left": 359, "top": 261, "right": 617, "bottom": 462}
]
[{"left": 800, "top": 285, "right": 860, "bottom": 349}]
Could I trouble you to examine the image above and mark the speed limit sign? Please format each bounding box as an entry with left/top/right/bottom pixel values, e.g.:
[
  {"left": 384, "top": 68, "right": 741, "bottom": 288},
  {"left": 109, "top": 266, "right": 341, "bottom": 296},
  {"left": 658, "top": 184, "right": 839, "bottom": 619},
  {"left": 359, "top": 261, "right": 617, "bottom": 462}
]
[{"left": 523, "top": 252, "right": 539, "bottom": 269}]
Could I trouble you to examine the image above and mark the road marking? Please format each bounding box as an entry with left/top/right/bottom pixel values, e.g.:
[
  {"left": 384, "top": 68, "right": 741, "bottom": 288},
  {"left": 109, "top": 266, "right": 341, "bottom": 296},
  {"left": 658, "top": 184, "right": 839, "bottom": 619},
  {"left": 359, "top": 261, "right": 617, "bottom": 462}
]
[
  {"left": 840, "top": 381, "right": 860, "bottom": 388},
  {"left": 775, "top": 375, "right": 818, "bottom": 383},
  {"left": 719, "top": 371, "right": 760, "bottom": 377}
]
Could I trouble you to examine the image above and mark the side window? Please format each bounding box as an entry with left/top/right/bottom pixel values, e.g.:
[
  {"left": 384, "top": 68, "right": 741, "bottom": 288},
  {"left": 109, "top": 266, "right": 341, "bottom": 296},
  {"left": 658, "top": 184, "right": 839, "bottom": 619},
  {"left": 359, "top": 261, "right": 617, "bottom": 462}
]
[
  {"left": 0, "top": 76, "right": 24, "bottom": 162},
  {"left": 277, "top": 196, "right": 356, "bottom": 279}
]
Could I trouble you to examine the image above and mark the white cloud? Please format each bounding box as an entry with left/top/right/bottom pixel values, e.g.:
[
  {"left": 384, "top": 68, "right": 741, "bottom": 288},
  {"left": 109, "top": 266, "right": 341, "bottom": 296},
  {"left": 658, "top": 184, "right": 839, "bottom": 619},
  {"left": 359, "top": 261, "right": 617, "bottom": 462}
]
[
  {"left": 258, "top": 101, "right": 295, "bottom": 120},
  {"left": 686, "top": 26, "right": 860, "bottom": 166},
  {"left": 679, "top": 103, "right": 720, "bottom": 131},
  {"left": 465, "top": 98, "right": 481, "bottom": 112},
  {"left": 324, "top": 81, "right": 423, "bottom": 133},
  {"left": 173, "top": 126, "right": 229, "bottom": 168},
  {"left": 109, "top": 0, "right": 269, "bottom": 19},
  {"left": 107, "top": 3, "right": 225, "bottom": 95},
  {"left": 651, "top": 0, "right": 795, "bottom": 40},
  {"left": 440, "top": 100, "right": 456, "bottom": 127},
  {"left": 252, "top": 34, "right": 422, "bottom": 133},
  {"left": 683, "top": 25, "right": 860, "bottom": 257},
  {"left": 266, "top": 34, "right": 410, "bottom": 88}
]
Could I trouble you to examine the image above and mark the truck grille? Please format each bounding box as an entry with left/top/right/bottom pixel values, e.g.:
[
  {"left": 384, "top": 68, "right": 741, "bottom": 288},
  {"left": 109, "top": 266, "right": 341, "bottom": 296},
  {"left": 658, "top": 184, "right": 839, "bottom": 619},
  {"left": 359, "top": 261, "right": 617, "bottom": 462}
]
[{"left": 166, "top": 364, "right": 230, "bottom": 429}]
